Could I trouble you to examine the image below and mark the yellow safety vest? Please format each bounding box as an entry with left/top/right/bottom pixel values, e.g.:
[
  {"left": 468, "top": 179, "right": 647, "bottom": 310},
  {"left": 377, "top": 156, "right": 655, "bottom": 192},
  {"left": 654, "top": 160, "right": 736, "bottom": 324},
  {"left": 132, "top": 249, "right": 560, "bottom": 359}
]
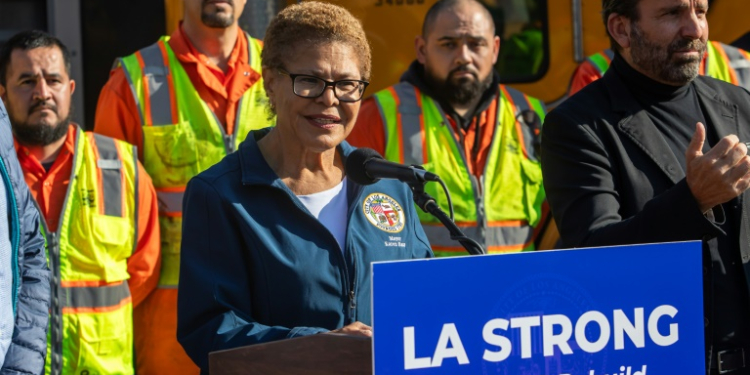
[
  {"left": 704, "top": 40, "right": 750, "bottom": 87},
  {"left": 43, "top": 127, "right": 138, "bottom": 375},
  {"left": 373, "top": 82, "right": 547, "bottom": 256},
  {"left": 117, "top": 34, "right": 272, "bottom": 288}
]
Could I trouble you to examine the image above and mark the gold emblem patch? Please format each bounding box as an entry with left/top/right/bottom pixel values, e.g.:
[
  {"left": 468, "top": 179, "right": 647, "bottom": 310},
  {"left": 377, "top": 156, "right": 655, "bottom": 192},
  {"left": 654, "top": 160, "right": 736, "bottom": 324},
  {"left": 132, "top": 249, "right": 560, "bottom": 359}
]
[{"left": 362, "top": 193, "right": 405, "bottom": 233}]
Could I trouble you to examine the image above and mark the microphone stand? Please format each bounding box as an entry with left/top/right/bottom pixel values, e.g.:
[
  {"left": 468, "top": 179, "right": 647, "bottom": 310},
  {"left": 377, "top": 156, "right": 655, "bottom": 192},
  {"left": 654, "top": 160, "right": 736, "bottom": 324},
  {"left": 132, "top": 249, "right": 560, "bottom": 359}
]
[{"left": 407, "top": 174, "right": 486, "bottom": 256}]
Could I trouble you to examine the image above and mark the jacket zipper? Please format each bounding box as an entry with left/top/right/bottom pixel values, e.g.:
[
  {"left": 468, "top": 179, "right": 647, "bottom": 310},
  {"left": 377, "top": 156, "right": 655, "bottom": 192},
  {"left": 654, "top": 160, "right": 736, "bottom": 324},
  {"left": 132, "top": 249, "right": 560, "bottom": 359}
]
[
  {"left": 214, "top": 49, "right": 248, "bottom": 155},
  {"left": 276, "top": 182, "right": 356, "bottom": 323},
  {"left": 44, "top": 128, "right": 80, "bottom": 375},
  {"left": 440, "top": 106, "right": 488, "bottom": 247}
]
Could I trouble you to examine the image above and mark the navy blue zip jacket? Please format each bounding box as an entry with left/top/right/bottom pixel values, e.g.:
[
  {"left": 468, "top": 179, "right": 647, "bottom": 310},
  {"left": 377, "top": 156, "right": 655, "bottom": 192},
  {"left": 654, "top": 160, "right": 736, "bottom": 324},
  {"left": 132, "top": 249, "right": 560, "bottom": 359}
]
[
  {"left": 177, "top": 129, "right": 433, "bottom": 371},
  {"left": 0, "top": 101, "right": 50, "bottom": 374}
]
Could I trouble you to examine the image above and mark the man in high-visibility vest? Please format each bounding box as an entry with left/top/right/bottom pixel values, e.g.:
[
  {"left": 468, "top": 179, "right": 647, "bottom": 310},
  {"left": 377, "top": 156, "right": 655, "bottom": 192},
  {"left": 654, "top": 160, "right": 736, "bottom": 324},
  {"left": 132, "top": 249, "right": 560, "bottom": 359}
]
[
  {"left": 94, "top": 0, "right": 274, "bottom": 372},
  {"left": 0, "top": 30, "right": 161, "bottom": 375},
  {"left": 349, "top": 0, "right": 555, "bottom": 256},
  {"left": 569, "top": 41, "right": 750, "bottom": 96}
]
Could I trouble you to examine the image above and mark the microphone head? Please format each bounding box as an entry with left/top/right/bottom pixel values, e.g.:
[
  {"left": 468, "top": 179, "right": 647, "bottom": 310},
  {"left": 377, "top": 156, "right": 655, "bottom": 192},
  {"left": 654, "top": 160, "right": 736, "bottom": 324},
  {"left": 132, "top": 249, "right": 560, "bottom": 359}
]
[{"left": 345, "top": 147, "right": 384, "bottom": 186}]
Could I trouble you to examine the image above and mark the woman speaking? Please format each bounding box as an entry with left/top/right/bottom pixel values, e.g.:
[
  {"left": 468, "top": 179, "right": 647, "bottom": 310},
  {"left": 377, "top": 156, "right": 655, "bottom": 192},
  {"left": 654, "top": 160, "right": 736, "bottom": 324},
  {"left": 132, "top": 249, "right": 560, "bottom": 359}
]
[{"left": 176, "top": 1, "right": 433, "bottom": 371}]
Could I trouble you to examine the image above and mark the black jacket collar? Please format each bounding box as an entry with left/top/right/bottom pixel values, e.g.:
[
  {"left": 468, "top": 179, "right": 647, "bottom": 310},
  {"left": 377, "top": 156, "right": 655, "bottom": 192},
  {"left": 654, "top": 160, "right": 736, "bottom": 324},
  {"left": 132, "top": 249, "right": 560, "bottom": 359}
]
[{"left": 602, "top": 56, "right": 739, "bottom": 184}]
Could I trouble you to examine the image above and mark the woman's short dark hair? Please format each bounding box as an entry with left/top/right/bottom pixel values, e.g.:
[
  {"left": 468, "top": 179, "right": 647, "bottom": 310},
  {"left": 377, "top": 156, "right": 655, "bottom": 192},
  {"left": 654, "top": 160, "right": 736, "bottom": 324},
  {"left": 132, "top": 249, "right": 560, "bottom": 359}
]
[
  {"left": 262, "top": 1, "right": 371, "bottom": 80},
  {"left": 602, "top": 0, "right": 641, "bottom": 51}
]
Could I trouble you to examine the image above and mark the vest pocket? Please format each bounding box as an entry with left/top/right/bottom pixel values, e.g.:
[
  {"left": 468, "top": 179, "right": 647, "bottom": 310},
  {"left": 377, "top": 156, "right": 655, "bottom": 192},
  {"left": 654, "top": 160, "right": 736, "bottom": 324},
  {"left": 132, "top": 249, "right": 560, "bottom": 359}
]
[
  {"left": 67, "top": 211, "right": 133, "bottom": 283},
  {"left": 142, "top": 124, "right": 205, "bottom": 188},
  {"left": 92, "top": 215, "right": 132, "bottom": 283},
  {"left": 93, "top": 214, "right": 130, "bottom": 246},
  {"left": 75, "top": 309, "right": 132, "bottom": 373}
]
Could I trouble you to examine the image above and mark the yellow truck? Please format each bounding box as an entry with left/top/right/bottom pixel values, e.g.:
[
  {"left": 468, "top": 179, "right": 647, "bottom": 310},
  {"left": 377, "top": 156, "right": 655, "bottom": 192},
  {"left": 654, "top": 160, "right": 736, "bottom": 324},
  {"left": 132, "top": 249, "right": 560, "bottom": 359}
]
[
  {"left": 164, "top": 0, "right": 750, "bottom": 105},
  {"left": 1, "top": 0, "right": 746, "bottom": 124}
]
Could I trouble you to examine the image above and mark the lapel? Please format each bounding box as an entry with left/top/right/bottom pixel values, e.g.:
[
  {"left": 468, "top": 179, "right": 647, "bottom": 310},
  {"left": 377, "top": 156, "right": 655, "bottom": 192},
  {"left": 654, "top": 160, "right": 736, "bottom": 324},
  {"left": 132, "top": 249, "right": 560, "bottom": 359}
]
[
  {"left": 603, "top": 69, "right": 684, "bottom": 184},
  {"left": 692, "top": 77, "right": 739, "bottom": 142},
  {"left": 693, "top": 77, "right": 750, "bottom": 287}
]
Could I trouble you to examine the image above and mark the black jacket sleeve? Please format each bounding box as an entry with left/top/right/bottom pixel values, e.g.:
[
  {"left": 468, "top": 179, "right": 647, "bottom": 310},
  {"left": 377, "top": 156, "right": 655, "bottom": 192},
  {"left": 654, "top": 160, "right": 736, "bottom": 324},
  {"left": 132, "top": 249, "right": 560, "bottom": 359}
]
[{"left": 541, "top": 105, "right": 722, "bottom": 248}]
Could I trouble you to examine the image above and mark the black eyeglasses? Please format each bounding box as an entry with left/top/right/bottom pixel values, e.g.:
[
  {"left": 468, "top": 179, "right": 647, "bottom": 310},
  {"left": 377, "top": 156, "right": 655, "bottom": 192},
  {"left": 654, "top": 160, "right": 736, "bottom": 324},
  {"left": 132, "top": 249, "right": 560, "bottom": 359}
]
[{"left": 277, "top": 68, "right": 369, "bottom": 102}]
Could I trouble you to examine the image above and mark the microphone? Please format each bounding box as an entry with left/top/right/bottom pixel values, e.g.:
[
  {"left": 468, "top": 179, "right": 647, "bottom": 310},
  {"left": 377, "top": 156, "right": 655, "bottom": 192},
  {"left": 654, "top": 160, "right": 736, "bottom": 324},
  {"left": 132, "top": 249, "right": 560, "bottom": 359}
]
[{"left": 345, "top": 148, "right": 439, "bottom": 186}]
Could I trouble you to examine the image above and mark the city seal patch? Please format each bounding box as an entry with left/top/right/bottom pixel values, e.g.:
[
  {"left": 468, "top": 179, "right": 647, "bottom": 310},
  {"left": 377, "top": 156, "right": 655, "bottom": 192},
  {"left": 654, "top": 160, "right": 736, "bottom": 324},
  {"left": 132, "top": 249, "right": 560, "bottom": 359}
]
[{"left": 363, "top": 193, "right": 405, "bottom": 233}]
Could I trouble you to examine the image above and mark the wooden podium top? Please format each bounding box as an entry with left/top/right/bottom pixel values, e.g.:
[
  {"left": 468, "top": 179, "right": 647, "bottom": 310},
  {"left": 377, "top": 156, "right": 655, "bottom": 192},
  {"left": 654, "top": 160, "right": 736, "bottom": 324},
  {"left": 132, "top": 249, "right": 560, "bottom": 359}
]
[{"left": 209, "top": 333, "right": 372, "bottom": 375}]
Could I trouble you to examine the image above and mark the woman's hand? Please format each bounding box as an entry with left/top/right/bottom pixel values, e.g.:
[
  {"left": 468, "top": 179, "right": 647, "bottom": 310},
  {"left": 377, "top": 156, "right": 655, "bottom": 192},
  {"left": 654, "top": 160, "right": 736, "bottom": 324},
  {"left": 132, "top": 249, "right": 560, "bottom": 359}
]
[{"left": 328, "top": 321, "right": 373, "bottom": 337}]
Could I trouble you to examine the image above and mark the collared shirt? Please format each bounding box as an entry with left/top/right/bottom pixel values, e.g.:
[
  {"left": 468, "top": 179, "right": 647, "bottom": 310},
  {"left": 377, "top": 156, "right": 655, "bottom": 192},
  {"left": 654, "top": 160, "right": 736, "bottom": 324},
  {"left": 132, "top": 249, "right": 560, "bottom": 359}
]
[
  {"left": 15, "top": 124, "right": 161, "bottom": 307},
  {"left": 93, "top": 24, "right": 261, "bottom": 152}
]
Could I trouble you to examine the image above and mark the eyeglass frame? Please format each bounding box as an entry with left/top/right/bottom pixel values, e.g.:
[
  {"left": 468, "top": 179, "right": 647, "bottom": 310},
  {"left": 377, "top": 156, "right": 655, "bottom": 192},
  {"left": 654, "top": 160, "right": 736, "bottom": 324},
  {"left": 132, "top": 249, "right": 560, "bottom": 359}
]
[{"left": 276, "top": 68, "right": 370, "bottom": 102}]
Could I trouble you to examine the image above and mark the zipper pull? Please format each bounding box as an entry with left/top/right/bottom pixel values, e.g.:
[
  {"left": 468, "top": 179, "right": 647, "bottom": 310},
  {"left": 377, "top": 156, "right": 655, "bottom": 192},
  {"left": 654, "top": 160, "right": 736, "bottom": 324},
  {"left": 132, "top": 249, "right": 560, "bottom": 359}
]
[
  {"left": 349, "top": 290, "right": 356, "bottom": 310},
  {"left": 224, "top": 134, "right": 234, "bottom": 153}
]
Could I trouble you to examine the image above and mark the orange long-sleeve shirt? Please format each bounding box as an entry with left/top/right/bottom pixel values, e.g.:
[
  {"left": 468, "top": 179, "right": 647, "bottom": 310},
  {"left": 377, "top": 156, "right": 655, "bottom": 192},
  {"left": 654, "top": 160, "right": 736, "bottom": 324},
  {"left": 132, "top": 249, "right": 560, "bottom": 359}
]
[
  {"left": 93, "top": 24, "right": 260, "bottom": 150},
  {"left": 567, "top": 62, "right": 602, "bottom": 97},
  {"left": 349, "top": 95, "right": 498, "bottom": 178},
  {"left": 15, "top": 124, "right": 161, "bottom": 307}
]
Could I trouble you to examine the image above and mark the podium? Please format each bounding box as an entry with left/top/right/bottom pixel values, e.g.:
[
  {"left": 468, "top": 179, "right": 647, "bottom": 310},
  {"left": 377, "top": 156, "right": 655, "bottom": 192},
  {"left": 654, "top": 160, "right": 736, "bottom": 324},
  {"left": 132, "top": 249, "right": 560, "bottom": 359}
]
[{"left": 209, "top": 334, "right": 372, "bottom": 375}]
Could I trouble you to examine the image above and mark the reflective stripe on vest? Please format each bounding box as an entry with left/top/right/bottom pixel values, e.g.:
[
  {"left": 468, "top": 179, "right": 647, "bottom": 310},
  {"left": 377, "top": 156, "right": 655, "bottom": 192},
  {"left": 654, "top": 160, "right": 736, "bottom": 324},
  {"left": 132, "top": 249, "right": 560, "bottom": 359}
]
[
  {"left": 422, "top": 222, "right": 534, "bottom": 254},
  {"left": 139, "top": 42, "right": 176, "bottom": 125},
  {"left": 44, "top": 127, "right": 138, "bottom": 375},
  {"left": 94, "top": 134, "right": 124, "bottom": 217},
  {"left": 157, "top": 189, "right": 185, "bottom": 216},
  {"left": 716, "top": 42, "right": 750, "bottom": 89},
  {"left": 586, "top": 49, "right": 615, "bottom": 76},
  {"left": 118, "top": 34, "right": 272, "bottom": 287},
  {"left": 706, "top": 41, "right": 739, "bottom": 85},
  {"left": 61, "top": 281, "right": 131, "bottom": 313},
  {"left": 375, "top": 82, "right": 546, "bottom": 255}
]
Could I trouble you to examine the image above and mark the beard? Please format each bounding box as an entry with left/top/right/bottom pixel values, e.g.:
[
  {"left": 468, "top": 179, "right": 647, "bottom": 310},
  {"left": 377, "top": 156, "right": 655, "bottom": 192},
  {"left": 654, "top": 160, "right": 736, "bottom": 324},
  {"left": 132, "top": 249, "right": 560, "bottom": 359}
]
[
  {"left": 9, "top": 100, "right": 70, "bottom": 146},
  {"left": 425, "top": 65, "right": 493, "bottom": 106},
  {"left": 201, "top": 0, "right": 235, "bottom": 28},
  {"left": 630, "top": 23, "right": 706, "bottom": 85}
]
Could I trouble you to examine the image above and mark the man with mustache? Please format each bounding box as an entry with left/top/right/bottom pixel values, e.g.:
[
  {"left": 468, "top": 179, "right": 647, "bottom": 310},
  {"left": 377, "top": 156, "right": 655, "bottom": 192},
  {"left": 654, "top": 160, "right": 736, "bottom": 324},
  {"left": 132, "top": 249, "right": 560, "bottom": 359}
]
[
  {"left": 542, "top": 0, "right": 750, "bottom": 373},
  {"left": 0, "top": 30, "right": 161, "bottom": 375},
  {"left": 93, "top": 0, "right": 273, "bottom": 372},
  {"left": 349, "top": 0, "right": 554, "bottom": 256},
  {"left": 568, "top": 40, "right": 750, "bottom": 96}
]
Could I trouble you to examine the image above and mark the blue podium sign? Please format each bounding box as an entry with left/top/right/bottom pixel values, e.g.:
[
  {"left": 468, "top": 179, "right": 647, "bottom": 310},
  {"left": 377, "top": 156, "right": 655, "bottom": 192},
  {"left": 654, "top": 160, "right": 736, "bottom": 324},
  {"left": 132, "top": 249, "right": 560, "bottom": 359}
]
[{"left": 372, "top": 241, "right": 705, "bottom": 375}]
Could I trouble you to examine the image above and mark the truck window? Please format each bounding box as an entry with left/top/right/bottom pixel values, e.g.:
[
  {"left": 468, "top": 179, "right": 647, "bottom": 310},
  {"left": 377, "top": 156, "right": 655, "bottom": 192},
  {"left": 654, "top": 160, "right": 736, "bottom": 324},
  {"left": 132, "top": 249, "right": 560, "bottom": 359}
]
[{"left": 482, "top": 0, "right": 548, "bottom": 83}]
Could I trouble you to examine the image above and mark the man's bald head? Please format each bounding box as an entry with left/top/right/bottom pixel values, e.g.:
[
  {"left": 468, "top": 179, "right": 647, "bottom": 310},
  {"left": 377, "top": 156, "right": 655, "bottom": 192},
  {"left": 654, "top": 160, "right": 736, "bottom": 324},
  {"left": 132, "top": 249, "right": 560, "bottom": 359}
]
[{"left": 422, "top": 0, "right": 496, "bottom": 38}]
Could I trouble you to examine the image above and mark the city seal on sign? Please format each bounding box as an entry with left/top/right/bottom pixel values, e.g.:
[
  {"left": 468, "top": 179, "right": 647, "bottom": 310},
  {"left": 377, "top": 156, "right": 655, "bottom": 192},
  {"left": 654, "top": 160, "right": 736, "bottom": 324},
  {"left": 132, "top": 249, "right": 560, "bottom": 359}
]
[{"left": 363, "top": 193, "right": 405, "bottom": 233}]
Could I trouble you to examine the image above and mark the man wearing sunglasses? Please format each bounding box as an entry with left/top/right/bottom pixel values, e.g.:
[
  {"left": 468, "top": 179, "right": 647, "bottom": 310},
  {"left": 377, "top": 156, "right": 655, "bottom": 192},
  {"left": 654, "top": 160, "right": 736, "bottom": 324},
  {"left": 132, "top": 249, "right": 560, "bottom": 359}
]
[{"left": 349, "top": 0, "right": 554, "bottom": 256}]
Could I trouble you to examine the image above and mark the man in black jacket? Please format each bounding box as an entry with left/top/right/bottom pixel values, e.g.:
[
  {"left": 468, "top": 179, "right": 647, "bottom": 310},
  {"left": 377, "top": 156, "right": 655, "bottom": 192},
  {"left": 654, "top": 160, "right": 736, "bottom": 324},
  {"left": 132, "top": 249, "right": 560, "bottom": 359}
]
[{"left": 542, "top": 0, "right": 750, "bottom": 373}]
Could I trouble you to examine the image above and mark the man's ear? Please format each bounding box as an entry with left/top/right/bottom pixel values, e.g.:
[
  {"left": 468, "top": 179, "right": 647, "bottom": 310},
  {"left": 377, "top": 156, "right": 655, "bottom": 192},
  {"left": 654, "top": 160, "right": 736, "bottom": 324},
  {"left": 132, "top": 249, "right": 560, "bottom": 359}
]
[
  {"left": 607, "top": 13, "right": 633, "bottom": 50},
  {"left": 69, "top": 79, "right": 76, "bottom": 95},
  {"left": 415, "top": 35, "right": 428, "bottom": 65},
  {"left": 491, "top": 35, "right": 501, "bottom": 64}
]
